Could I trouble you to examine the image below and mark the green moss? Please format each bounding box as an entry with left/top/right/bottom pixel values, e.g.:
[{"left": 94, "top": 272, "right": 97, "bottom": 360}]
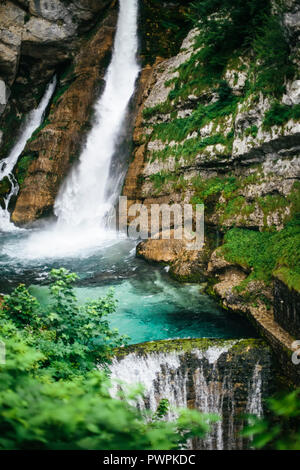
[
  {"left": 0, "top": 177, "right": 11, "bottom": 198},
  {"left": 219, "top": 196, "right": 256, "bottom": 224},
  {"left": 273, "top": 267, "right": 300, "bottom": 293},
  {"left": 230, "top": 338, "right": 270, "bottom": 354},
  {"left": 220, "top": 215, "right": 300, "bottom": 290},
  {"left": 191, "top": 175, "right": 238, "bottom": 205},
  {"left": 149, "top": 171, "right": 176, "bottom": 193},
  {"left": 143, "top": 102, "right": 172, "bottom": 119},
  {"left": 150, "top": 133, "right": 231, "bottom": 164},
  {"left": 256, "top": 183, "right": 300, "bottom": 227},
  {"left": 192, "top": 175, "right": 299, "bottom": 227},
  {"left": 15, "top": 154, "right": 38, "bottom": 187},
  {"left": 263, "top": 103, "right": 300, "bottom": 129},
  {"left": 114, "top": 337, "right": 251, "bottom": 360},
  {"left": 245, "top": 125, "right": 258, "bottom": 138},
  {"left": 151, "top": 83, "right": 239, "bottom": 143}
]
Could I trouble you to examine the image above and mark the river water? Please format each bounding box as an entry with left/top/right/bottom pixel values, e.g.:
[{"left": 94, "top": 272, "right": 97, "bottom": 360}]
[{"left": 0, "top": 0, "right": 257, "bottom": 345}]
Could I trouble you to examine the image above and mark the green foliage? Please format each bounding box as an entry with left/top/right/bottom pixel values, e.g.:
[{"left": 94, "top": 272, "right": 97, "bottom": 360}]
[
  {"left": 221, "top": 215, "right": 300, "bottom": 290},
  {"left": 148, "top": 0, "right": 294, "bottom": 116},
  {"left": 150, "top": 133, "right": 231, "bottom": 164},
  {"left": 192, "top": 175, "right": 238, "bottom": 200},
  {"left": 14, "top": 154, "right": 37, "bottom": 186},
  {"left": 153, "top": 399, "right": 170, "bottom": 420},
  {"left": 245, "top": 125, "right": 258, "bottom": 138},
  {"left": 2, "top": 268, "right": 125, "bottom": 379},
  {"left": 252, "top": 14, "right": 295, "bottom": 97},
  {"left": 52, "top": 83, "right": 71, "bottom": 105},
  {"left": 0, "top": 268, "right": 216, "bottom": 449},
  {"left": 173, "top": 0, "right": 270, "bottom": 98},
  {"left": 139, "top": 0, "right": 193, "bottom": 65},
  {"left": 149, "top": 171, "right": 175, "bottom": 192},
  {"left": 263, "top": 103, "right": 300, "bottom": 129},
  {"left": 143, "top": 101, "right": 173, "bottom": 119},
  {"left": 2, "top": 284, "right": 40, "bottom": 328},
  {"left": 0, "top": 334, "right": 214, "bottom": 450},
  {"left": 242, "top": 390, "right": 300, "bottom": 450},
  {"left": 151, "top": 82, "right": 239, "bottom": 143}
]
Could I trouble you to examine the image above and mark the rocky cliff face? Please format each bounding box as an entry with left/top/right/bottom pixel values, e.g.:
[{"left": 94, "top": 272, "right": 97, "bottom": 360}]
[
  {"left": 0, "top": 0, "right": 111, "bottom": 94},
  {"left": 122, "top": 2, "right": 300, "bottom": 383},
  {"left": 11, "top": 8, "right": 117, "bottom": 223},
  {"left": 0, "top": 0, "right": 115, "bottom": 220},
  {"left": 0, "top": 0, "right": 192, "bottom": 223}
]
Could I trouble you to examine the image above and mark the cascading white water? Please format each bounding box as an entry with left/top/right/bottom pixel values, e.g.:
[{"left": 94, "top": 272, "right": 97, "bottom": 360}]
[
  {"left": 109, "top": 340, "right": 268, "bottom": 450},
  {"left": 54, "top": 0, "right": 140, "bottom": 228},
  {"left": 2, "top": 0, "right": 140, "bottom": 259},
  {"left": 246, "top": 363, "right": 263, "bottom": 418},
  {"left": 0, "top": 77, "right": 56, "bottom": 232}
]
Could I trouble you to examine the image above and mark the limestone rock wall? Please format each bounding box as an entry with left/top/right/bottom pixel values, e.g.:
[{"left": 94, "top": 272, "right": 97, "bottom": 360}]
[
  {"left": 274, "top": 276, "right": 300, "bottom": 338},
  {"left": 121, "top": 4, "right": 300, "bottom": 384},
  {"left": 123, "top": 32, "right": 300, "bottom": 233},
  {"left": 0, "top": 0, "right": 111, "bottom": 91}
]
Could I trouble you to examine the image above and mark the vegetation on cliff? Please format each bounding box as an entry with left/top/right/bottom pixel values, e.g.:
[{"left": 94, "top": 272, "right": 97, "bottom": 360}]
[
  {"left": 139, "top": 0, "right": 193, "bottom": 64},
  {"left": 185, "top": 0, "right": 294, "bottom": 98},
  {"left": 220, "top": 215, "right": 300, "bottom": 292},
  {"left": 135, "top": 0, "right": 300, "bottom": 303}
]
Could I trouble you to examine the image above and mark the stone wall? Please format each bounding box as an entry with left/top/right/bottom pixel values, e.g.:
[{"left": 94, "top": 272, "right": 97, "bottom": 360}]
[
  {"left": 111, "top": 338, "right": 274, "bottom": 450},
  {"left": 274, "top": 276, "right": 300, "bottom": 338}
]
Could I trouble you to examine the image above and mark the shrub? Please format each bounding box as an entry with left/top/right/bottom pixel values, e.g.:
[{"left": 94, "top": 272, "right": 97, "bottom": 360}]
[
  {"left": 252, "top": 14, "right": 295, "bottom": 97},
  {"left": 242, "top": 390, "right": 300, "bottom": 450},
  {"left": 0, "top": 268, "right": 217, "bottom": 449},
  {"left": 2, "top": 268, "right": 125, "bottom": 379},
  {"left": 221, "top": 215, "right": 300, "bottom": 290},
  {"left": 188, "top": 0, "right": 271, "bottom": 77},
  {"left": 263, "top": 103, "right": 300, "bottom": 129}
]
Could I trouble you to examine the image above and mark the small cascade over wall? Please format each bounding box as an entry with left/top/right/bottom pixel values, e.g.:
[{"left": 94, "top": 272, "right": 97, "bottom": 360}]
[
  {"left": 110, "top": 339, "right": 273, "bottom": 450},
  {"left": 0, "top": 77, "right": 56, "bottom": 231}
]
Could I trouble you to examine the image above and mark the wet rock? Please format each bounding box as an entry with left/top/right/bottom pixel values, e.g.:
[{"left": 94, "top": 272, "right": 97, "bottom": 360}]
[
  {"left": 111, "top": 338, "right": 274, "bottom": 450},
  {"left": 0, "top": 1, "right": 24, "bottom": 85},
  {"left": 11, "top": 7, "right": 118, "bottom": 225},
  {"left": 0, "top": 79, "right": 9, "bottom": 115},
  {"left": 274, "top": 274, "right": 300, "bottom": 337},
  {"left": 282, "top": 80, "right": 300, "bottom": 106}
]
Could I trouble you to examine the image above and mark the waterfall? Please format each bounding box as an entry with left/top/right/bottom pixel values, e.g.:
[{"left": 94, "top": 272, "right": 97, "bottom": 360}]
[
  {"left": 246, "top": 363, "right": 263, "bottom": 418},
  {"left": 3, "top": 0, "right": 140, "bottom": 259},
  {"left": 109, "top": 340, "right": 270, "bottom": 450},
  {"left": 54, "top": 0, "right": 140, "bottom": 228},
  {"left": 0, "top": 77, "right": 56, "bottom": 232}
]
